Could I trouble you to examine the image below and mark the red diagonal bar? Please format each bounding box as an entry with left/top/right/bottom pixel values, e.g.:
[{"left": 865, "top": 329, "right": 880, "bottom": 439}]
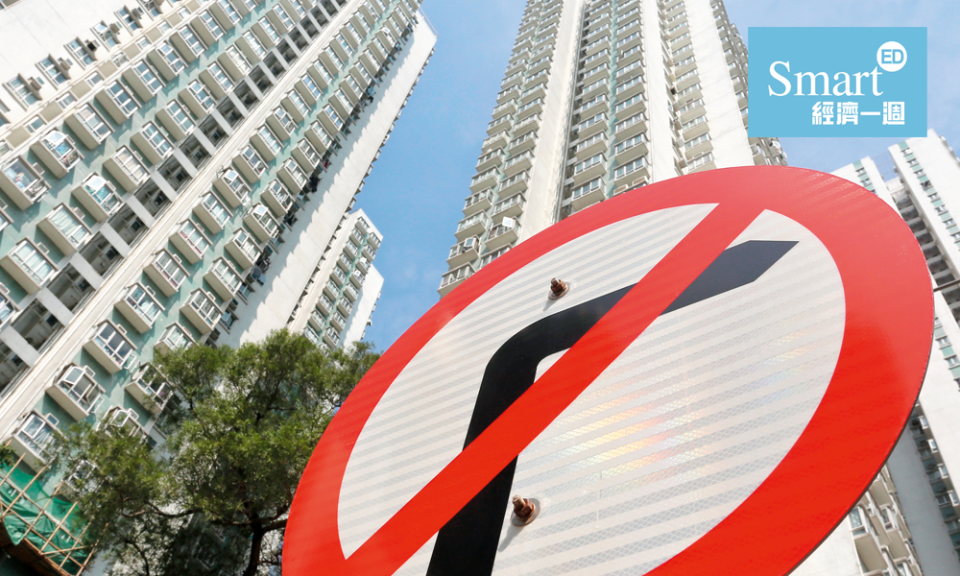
[{"left": 330, "top": 201, "right": 763, "bottom": 576}]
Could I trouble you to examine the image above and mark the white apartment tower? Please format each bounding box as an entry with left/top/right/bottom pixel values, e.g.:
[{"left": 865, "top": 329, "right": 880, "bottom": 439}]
[
  {"left": 827, "top": 129, "right": 960, "bottom": 576},
  {"left": 440, "top": 0, "right": 786, "bottom": 296},
  {"left": 0, "top": 0, "right": 434, "bottom": 572}
]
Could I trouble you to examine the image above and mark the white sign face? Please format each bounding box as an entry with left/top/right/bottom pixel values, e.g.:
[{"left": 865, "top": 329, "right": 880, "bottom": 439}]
[{"left": 337, "top": 206, "right": 845, "bottom": 575}]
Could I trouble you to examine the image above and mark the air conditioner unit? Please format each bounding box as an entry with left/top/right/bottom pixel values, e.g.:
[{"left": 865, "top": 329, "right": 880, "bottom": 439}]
[
  {"left": 131, "top": 6, "right": 144, "bottom": 19},
  {"left": 27, "top": 77, "right": 43, "bottom": 92},
  {"left": 85, "top": 40, "right": 99, "bottom": 52},
  {"left": 57, "top": 57, "right": 72, "bottom": 71},
  {"left": 109, "top": 22, "right": 122, "bottom": 33}
]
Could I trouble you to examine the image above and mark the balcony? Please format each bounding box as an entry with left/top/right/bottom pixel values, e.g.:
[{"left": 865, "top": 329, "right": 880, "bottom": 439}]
[
  {"left": 96, "top": 81, "right": 140, "bottom": 123},
  {"left": 37, "top": 204, "right": 91, "bottom": 258},
  {"left": 115, "top": 283, "right": 164, "bottom": 333},
  {"left": 104, "top": 147, "right": 149, "bottom": 192},
  {"left": 1, "top": 240, "right": 57, "bottom": 294},
  {"left": 470, "top": 168, "right": 500, "bottom": 193},
  {"left": 65, "top": 104, "right": 112, "bottom": 149},
  {"left": 293, "top": 138, "right": 322, "bottom": 172},
  {"left": 309, "top": 308, "right": 327, "bottom": 330},
  {"left": 448, "top": 236, "right": 480, "bottom": 268},
  {"left": 349, "top": 269, "right": 365, "bottom": 289},
  {"left": 503, "top": 151, "right": 533, "bottom": 177},
  {"left": 486, "top": 219, "right": 519, "bottom": 251},
  {"left": 155, "top": 323, "right": 195, "bottom": 356},
  {"left": 70, "top": 174, "right": 120, "bottom": 222},
  {"left": 226, "top": 230, "right": 261, "bottom": 270},
  {"left": 487, "top": 114, "right": 513, "bottom": 136},
  {"left": 331, "top": 266, "right": 347, "bottom": 286},
  {"left": 322, "top": 326, "right": 341, "bottom": 348},
  {"left": 194, "top": 191, "right": 233, "bottom": 235},
  {"left": 171, "top": 221, "right": 211, "bottom": 264},
  {"left": 513, "top": 113, "right": 541, "bottom": 137},
  {"left": 571, "top": 177, "right": 605, "bottom": 211},
  {"left": 9, "top": 413, "right": 58, "bottom": 471},
  {"left": 234, "top": 146, "right": 268, "bottom": 185},
  {"left": 615, "top": 112, "right": 647, "bottom": 141},
  {"left": 438, "top": 264, "right": 475, "bottom": 297},
  {"left": 262, "top": 179, "right": 295, "bottom": 216},
  {"left": 476, "top": 148, "right": 505, "bottom": 173},
  {"left": 306, "top": 121, "right": 334, "bottom": 153},
  {"left": 499, "top": 170, "right": 530, "bottom": 198},
  {"left": 456, "top": 212, "right": 490, "bottom": 241},
  {"left": 278, "top": 158, "right": 308, "bottom": 192},
  {"left": 30, "top": 130, "right": 81, "bottom": 178},
  {"left": 145, "top": 250, "right": 188, "bottom": 297},
  {"left": 181, "top": 290, "right": 221, "bottom": 334},
  {"left": 214, "top": 168, "right": 253, "bottom": 208},
  {"left": 205, "top": 258, "right": 243, "bottom": 300},
  {"left": 244, "top": 204, "right": 280, "bottom": 242},
  {"left": 463, "top": 189, "right": 494, "bottom": 216},
  {"left": 251, "top": 124, "right": 284, "bottom": 161},
  {"left": 83, "top": 321, "right": 137, "bottom": 374},
  {"left": 99, "top": 407, "right": 147, "bottom": 439},
  {"left": 47, "top": 365, "right": 104, "bottom": 421},
  {"left": 343, "top": 284, "right": 359, "bottom": 302},
  {"left": 492, "top": 194, "right": 525, "bottom": 223}
]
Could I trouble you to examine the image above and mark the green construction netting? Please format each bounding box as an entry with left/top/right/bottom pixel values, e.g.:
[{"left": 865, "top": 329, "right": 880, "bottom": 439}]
[{"left": 0, "top": 465, "right": 89, "bottom": 575}]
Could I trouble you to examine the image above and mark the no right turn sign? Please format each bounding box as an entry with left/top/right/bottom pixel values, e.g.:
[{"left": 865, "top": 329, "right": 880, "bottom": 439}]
[{"left": 285, "top": 166, "right": 932, "bottom": 576}]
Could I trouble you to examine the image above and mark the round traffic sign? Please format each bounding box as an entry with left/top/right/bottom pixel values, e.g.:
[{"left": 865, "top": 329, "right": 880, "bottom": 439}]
[{"left": 284, "top": 167, "right": 932, "bottom": 576}]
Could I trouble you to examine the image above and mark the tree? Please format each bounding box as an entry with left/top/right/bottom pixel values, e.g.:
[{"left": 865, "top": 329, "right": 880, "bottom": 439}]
[{"left": 50, "top": 330, "right": 379, "bottom": 576}]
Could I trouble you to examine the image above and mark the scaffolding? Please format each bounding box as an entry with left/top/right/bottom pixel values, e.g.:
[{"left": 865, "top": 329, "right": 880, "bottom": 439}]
[{"left": 0, "top": 453, "right": 93, "bottom": 576}]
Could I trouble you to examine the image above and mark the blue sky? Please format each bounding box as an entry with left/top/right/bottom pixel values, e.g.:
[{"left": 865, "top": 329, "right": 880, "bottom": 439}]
[{"left": 358, "top": 0, "right": 960, "bottom": 351}]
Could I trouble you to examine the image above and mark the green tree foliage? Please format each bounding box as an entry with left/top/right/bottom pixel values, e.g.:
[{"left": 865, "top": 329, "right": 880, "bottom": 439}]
[{"left": 50, "top": 330, "right": 379, "bottom": 576}]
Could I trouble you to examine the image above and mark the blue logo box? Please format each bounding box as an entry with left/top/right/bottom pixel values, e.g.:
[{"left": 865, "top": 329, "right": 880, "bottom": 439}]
[{"left": 748, "top": 28, "right": 926, "bottom": 137}]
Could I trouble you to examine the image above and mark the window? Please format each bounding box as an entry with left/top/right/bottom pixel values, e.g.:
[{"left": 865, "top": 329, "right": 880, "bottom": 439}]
[
  {"left": 199, "top": 11, "right": 224, "bottom": 41},
  {"left": 11, "top": 241, "right": 55, "bottom": 286},
  {"left": 24, "top": 116, "right": 45, "bottom": 134},
  {"left": 47, "top": 205, "right": 90, "bottom": 248},
  {"left": 157, "top": 41, "right": 185, "bottom": 74},
  {"left": 6, "top": 77, "right": 37, "bottom": 107},
  {"left": 106, "top": 81, "right": 139, "bottom": 116},
  {"left": 257, "top": 125, "right": 282, "bottom": 155},
  {"left": 136, "top": 37, "right": 152, "bottom": 51},
  {"left": 93, "top": 323, "right": 134, "bottom": 365},
  {"left": 37, "top": 58, "right": 67, "bottom": 86},
  {"left": 201, "top": 193, "right": 230, "bottom": 228},
  {"left": 300, "top": 74, "right": 321, "bottom": 99},
  {"left": 217, "top": 0, "right": 241, "bottom": 24},
  {"left": 240, "top": 146, "right": 266, "bottom": 177},
  {"left": 92, "top": 22, "right": 119, "bottom": 48},
  {"left": 114, "top": 147, "right": 148, "bottom": 182},
  {"left": 948, "top": 355, "right": 960, "bottom": 367},
  {"left": 117, "top": 7, "right": 140, "bottom": 31},
  {"left": 86, "top": 72, "right": 104, "bottom": 87},
  {"left": 132, "top": 60, "right": 163, "bottom": 95},
  {"left": 57, "top": 93, "right": 77, "bottom": 108},
  {"left": 152, "top": 251, "right": 187, "bottom": 289},
  {"left": 141, "top": 122, "right": 173, "bottom": 158},
  {"left": 179, "top": 220, "right": 211, "bottom": 255},
  {"left": 273, "top": 107, "right": 296, "bottom": 133},
  {"left": 272, "top": 5, "right": 294, "bottom": 29},
  {"left": 179, "top": 27, "right": 206, "bottom": 57},
  {"left": 614, "top": 156, "right": 645, "bottom": 179},
  {"left": 124, "top": 285, "right": 163, "bottom": 328},
  {"left": 258, "top": 17, "right": 281, "bottom": 44},
  {"left": 187, "top": 80, "right": 215, "bottom": 111},
  {"left": 76, "top": 104, "right": 111, "bottom": 143},
  {"left": 225, "top": 46, "right": 252, "bottom": 75},
  {"left": 165, "top": 100, "right": 194, "bottom": 133},
  {"left": 206, "top": 62, "right": 233, "bottom": 92},
  {"left": 66, "top": 40, "right": 94, "bottom": 67},
  {"left": 82, "top": 175, "right": 122, "bottom": 214},
  {"left": 242, "top": 31, "right": 267, "bottom": 60}
]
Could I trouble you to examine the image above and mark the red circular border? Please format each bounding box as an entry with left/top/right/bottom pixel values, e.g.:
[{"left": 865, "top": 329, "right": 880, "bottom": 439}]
[{"left": 284, "top": 166, "right": 932, "bottom": 576}]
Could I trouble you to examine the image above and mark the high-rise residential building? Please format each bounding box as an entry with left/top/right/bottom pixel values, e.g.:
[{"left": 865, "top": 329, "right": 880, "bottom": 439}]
[
  {"left": 827, "top": 129, "right": 960, "bottom": 576},
  {"left": 440, "top": 0, "right": 786, "bottom": 296},
  {"left": 0, "top": 0, "right": 434, "bottom": 572}
]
